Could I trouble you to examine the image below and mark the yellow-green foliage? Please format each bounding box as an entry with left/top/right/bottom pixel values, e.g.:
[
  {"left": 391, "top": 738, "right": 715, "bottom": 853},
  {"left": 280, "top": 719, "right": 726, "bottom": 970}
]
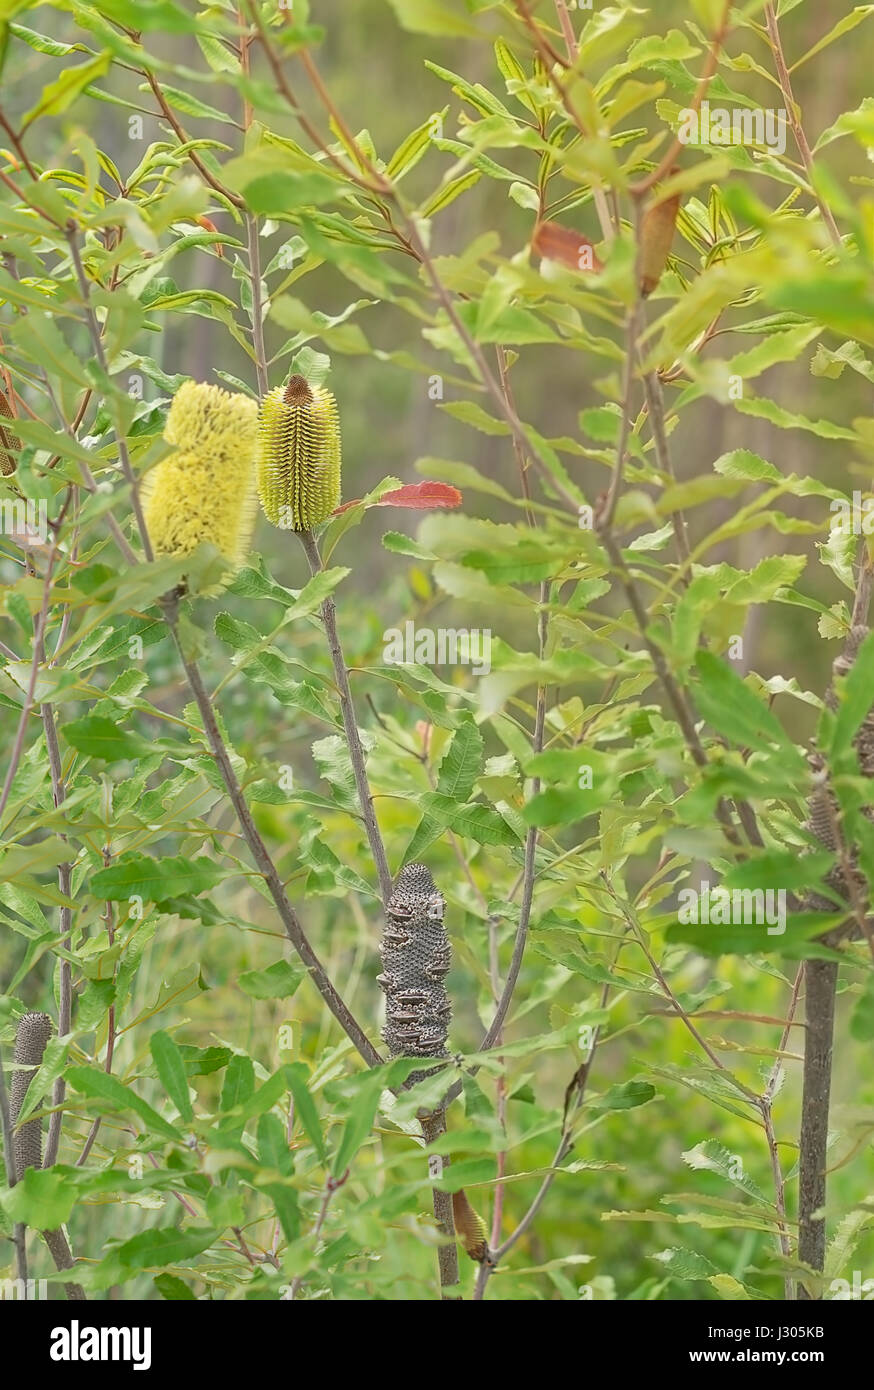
[
  {"left": 257, "top": 375, "right": 341, "bottom": 531},
  {"left": 142, "top": 381, "right": 258, "bottom": 590}
]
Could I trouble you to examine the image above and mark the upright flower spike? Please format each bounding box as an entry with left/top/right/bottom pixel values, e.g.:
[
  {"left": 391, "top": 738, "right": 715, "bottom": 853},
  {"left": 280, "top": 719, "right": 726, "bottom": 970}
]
[
  {"left": 142, "top": 380, "right": 258, "bottom": 592},
  {"left": 257, "top": 374, "right": 341, "bottom": 531}
]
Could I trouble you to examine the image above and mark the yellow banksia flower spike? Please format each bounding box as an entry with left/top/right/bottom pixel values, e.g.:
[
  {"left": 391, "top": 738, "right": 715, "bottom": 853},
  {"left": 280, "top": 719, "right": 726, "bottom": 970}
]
[
  {"left": 257, "top": 374, "right": 341, "bottom": 531},
  {"left": 142, "top": 381, "right": 258, "bottom": 593}
]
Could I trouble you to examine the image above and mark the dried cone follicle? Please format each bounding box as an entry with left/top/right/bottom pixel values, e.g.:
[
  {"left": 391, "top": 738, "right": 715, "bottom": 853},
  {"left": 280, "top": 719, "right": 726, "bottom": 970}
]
[
  {"left": 257, "top": 374, "right": 342, "bottom": 532},
  {"left": 379, "top": 863, "right": 451, "bottom": 1059},
  {"left": 0, "top": 389, "right": 20, "bottom": 476},
  {"left": 452, "top": 1189, "right": 489, "bottom": 1263},
  {"left": 10, "top": 1011, "right": 53, "bottom": 1178}
]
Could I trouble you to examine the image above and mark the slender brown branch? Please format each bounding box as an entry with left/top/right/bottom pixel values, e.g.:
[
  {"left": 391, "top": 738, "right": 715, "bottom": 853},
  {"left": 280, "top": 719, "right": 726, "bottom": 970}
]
[
  {"left": 161, "top": 592, "right": 382, "bottom": 1066},
  {"left": 246, "top": 215, "right": 270, "bottom": 398},
  {"left": 630, "top": 1, "right": 733, "bottom": 197},
  {"left": 607, "top": 880, "right": 759, "bottom": 1103},
  {"left": 143, "top": 69, "right": 244, "bottom": 209},
  {"left": 420, "top": 1109, "right": 461, "bottom": 1299},
  {"left": 238, "top": 12, "right": 270, "bottom": 399},
  {"left": 798, "top": 959, "right": 837, "bottom": 1296},
  {"left": 247, "top": 1, "right": 387, "bottom": 195},
  {"left": 796, "top": 558, "right": 874, "bottom": 1295},
  {"left": 298, "top": 530, "right": 393, "bottom": 906},
  {"left": 397, "top": 219, "right": 584, "bottom": 515},
  {"left": 642, "top": 370, "right": 691, "bottom": 571},
  {"left": 65, "top": 227, "right": 153, "bottom": 562},
  {"left": 548, "top": 0, "right": 615, "bottom": 241},
  {"left": 478, "top": 586, "right": 548, "bottom": 1054},
  {"left": 0, "top": 519, "right": 66, "bottom": 827},
  {"left": 289, "top": 1168, "right": 350, "bottom": 1300},
  {"left": 762, "top": 4, "right": 841, "bottom": 248},
  {"left": 76, "top": 841, "right": 117, "bottom": 1168},
  {"left": 475, "top": 961, "right": 619, "bottom": 1299},
  {"left": 600, "top": 298, "right": 642, "bottom": 533},
  {"left": 41, "top": 701, "right": 72, "bottom": 1170},
  {"left": 514, "top": 2, "right": 622, "bottom": 241},
  {"left": 761, "top": 964, "right": 803, "bottom": 1298}
]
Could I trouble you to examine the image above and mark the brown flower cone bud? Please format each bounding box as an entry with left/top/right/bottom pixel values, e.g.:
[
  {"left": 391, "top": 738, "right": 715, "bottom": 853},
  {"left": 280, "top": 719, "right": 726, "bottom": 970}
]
[
  {"left": 639, "top": 191, "right": 681, "bottom": 296},
  {"left": 11, "top": 1011, "right": 53, "bottom": 1178},
  {"left": 452, "top": 1189, "right": 489, "bottom": 1263}
]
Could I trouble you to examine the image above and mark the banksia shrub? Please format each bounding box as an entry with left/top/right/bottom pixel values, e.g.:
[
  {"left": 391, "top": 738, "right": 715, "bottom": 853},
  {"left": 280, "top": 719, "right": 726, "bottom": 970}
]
[
  {"left": 142, "top": 380, "right": 258, "bottom": 590},
  {"left": 378, "top": 862, "right": 451, "bottom": 1058},
  {"left": 257, "top": 374, "right": 341, "bottom": 531},
  {"left": 10, "top": 1010, "right": 53, "bottom": 1178}
]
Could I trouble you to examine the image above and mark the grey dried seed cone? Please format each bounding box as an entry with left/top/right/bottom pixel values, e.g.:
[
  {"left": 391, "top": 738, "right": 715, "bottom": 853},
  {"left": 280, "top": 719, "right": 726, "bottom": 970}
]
[
  {"left": 10, "top": 1011, "right": 53, "bottom": 1179},
  {"left": 379, "top": 863, "right": 451, "bottom": 1061},
  {"left": 7, "top": 1011, "right": 87, "bottom": 1300}
]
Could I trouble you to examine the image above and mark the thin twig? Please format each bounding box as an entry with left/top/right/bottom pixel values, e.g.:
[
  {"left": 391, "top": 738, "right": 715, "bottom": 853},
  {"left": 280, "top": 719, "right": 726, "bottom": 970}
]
[
  {"left": 797, "top": 555, "right": 873, "bottom": 1295},
  {"left": 65, "top": 226, "right": 153, "bottom": 562},
  {"left": 246, "top": 215, "right": 270, "bottom": 398},
  {"left": 288, "top": 1168, "right": 350, "bottom": 1300},
  {"left": 161, "top": 592, "right": 382, "bottom": 1066},
  {"left": 549, "top": 0, "right": 615, "bottom": 242},
  {"left": 478, "top": 585, "right": 548, "bottom": 1053},
  {"left": 0, "top": 516, "right": 67, "bottom": 827},
  {"left": 606, "top": 879, "right": 759, "bottom": 1103},
  {"left": 762, "top": 4, "right": 841, "bottom": 248},
  {"left": 475, "top": 958, "right": 620, "bottom": 1299},
  {"left": 760, "top": 964, "right": 803, "bottom": 1299},
  {"left": 298, "top": 530, "right": 393, "bottom": 906},
  {"left": 641, "top": 370, "right": 691, "bottom": 572},
  {"left": 41, "top": 701, "right": 72, "bottom": 1169},
  {"left": 143, "top": 69, "right": 244, "bottom": 209},
  {"left": 629, "top": 1, "right": 733, "bottom": 197}
]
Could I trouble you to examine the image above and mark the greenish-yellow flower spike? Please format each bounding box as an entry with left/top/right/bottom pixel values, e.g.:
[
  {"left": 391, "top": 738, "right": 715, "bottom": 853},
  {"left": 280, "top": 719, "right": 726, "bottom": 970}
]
[
  {"left": 257, "top": 375, "right": 341, "bottom": 531},
  {"left": 142, "top": 381, "right": 258, "bottom": 592}
]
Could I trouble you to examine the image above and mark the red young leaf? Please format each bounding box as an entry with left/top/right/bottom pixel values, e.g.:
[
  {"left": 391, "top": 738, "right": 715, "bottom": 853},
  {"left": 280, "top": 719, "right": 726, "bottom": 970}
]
[
  {"left": 333, "top": 481, "right": 462, "bottom": 515},
  {"left": 378, "top": 482, "right": 462, "bottom": 509}
]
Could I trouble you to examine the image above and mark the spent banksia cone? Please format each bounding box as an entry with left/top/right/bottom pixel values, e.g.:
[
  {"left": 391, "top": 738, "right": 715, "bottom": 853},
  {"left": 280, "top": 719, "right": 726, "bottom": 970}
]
[
  {"left": 10, "top": 1010, "right": 53, "bottom": 1178},
  {"left": 257, "top": 374, "right": 341, "bottom": 531},
  {"left": 379, "top": 863, "right": 451, "bottom": 1060},
  {"left": 142, "top": 380, "right": 258, "bottom": 590},
  {"left": 8, "top": 1010, "right": 86, "bottom": 1299}
]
